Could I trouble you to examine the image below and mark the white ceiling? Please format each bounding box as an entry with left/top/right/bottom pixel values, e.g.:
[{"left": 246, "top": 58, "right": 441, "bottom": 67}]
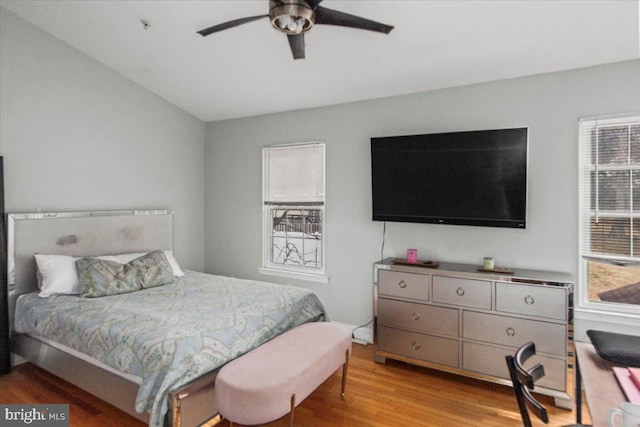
[{"left": 2, "top": 0, "right": 639, "bottom": 122}]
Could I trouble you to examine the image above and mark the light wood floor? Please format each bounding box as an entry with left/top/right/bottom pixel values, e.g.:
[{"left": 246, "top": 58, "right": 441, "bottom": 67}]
[{"left": 0, "top": 343, "right": 590, "bottom": 427}]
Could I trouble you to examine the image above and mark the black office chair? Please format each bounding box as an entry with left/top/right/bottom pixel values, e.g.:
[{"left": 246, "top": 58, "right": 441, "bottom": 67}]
[{"left": 506, "top": 342, "right": 588, "bottom": 427}]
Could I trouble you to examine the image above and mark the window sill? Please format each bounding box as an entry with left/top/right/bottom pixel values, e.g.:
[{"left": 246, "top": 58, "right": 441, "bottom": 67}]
[
  {"left": 573, "top": 306, "right": 640, "bottom": 342},
  {"left": 258, "top": 267, "right": 329, "bottom": 283}
]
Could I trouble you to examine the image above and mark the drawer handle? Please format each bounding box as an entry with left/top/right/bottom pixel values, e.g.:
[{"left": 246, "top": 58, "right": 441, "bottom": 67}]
[
  {"left": 506, "top": 327, "right": 516, "bottom": 337},
  {"left": 456, "top": 287, "right": 465, "bottom": 296},
  {"left": 411, "top": 341, "right": 421, "bottom": 351},
  {"left": 398, "top": 280, "right": 407, "bottom": 289},
  {"left": 524, "top": 295, "right": 535, "bottom": 305},
  {"left": 412, "top": 312, "right": 421, "bottom": 321}
]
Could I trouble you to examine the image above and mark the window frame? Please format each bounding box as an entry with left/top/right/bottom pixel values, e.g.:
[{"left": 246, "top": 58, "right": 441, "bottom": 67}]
[
  {"left": 578, "top": 113, "right": 640, "bottom": 315},
  {"left": 259, "top": 141, "right": 328, "bottom": 283}
]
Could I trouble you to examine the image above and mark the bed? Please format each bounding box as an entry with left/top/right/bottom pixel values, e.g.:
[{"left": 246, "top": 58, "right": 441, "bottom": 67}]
[{"left": 7, "top": 210, "right": 327, "bottom": 427}]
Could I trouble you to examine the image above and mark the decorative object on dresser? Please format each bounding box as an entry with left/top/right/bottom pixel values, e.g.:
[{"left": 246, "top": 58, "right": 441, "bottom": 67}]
[
  {"left": 0, "top": 157, "right": 8, "bottom": 376},
  {"left": 406, "top": 249, "right": 418, "bottom": 264},
  {"left": 483, "top": 256, "right": 495, "bottom": 270},
  {"left": 373, "top": 257, "right": 574, "bottom": 407},
  {"left": 391, "top": 258, "right": 439, "bottom": 268},
  {"left": 477, "top": 265, "right": 515, "bottom": 274}
]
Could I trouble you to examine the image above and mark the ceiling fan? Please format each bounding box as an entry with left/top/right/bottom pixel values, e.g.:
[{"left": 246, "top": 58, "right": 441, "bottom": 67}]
[{"left": 197, "top": 0, "right": 394, "bottom": 60}]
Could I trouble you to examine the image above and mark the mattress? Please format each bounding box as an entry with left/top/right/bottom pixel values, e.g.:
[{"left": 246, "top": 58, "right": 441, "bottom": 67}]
[{"left": 14, "top": 270, "right": 327, "bottom": 426}]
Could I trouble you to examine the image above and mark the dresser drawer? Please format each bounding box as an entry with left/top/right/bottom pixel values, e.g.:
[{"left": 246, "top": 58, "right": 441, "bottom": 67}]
[
  {"left": 378, "top": 298, "right": 458, "bottom": 337},
  {"left": 496, "top": 282, "right": 567, "bottom": 320},
  {"left": 432, "top": 276, "right": 491, "bottom": 309},
  {"left": 378, "top": 270, "right": 429, "bottom": 301},
  {"left": 462, "top": 311, "right": 566, "bottom": 356},
  {"left": 463, "top": 342, "right": 566, "bottom": 391},
  {"left": 378, "top": 326, "right": 459, "bottom": 368}
]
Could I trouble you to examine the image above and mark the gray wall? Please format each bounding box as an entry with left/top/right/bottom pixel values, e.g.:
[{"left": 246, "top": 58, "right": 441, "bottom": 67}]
[
  {"left": 3, "top": 5, "right": 639, "bottom": 332},
  {"left": 0, "top": 9, "right": 206, "bottom": 270},
  {"left": 205, "top": 60, "right": 640, "bottom": 328}
]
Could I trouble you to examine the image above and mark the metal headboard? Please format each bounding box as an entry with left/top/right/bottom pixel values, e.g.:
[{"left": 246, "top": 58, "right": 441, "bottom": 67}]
[{"left": 7, "top": 210, "right": 174, "bottom": 331}]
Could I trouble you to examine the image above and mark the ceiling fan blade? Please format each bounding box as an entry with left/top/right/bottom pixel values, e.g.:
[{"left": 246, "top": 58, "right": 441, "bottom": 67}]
[
  {"left": 314, "top": 6, "right": 393, "bottom": 34},
  {"left": 197, "top": 14, "right": 269, "bottom": 37},
  {"left": 304, "top": 0, "right": 324, "bottom": 9},
  {"left": 287, "top": 34, "right": 305, "bottom": 60}
]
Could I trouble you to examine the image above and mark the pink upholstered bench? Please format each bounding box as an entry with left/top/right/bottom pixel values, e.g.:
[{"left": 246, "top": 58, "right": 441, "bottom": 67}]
[{"left": 215, "top": 322, "right": 352, "bottom": 427}]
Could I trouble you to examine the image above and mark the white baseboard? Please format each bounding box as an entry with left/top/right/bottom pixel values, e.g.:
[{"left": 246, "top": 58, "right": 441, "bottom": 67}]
[
  {"left": 11, "top": 352, "right": 26, "bottom": 366},
  {"left": 331, "top": 321, "right": 374, "bottom": 345}
]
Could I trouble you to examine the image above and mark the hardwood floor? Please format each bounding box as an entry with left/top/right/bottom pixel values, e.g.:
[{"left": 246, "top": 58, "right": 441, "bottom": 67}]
[{"left": 0, "top": 343, "right": 590, "bottom": 427}]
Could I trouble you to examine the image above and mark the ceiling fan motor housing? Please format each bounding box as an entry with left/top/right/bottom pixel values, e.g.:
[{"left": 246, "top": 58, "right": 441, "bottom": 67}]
[{"left": 269, "top": 0, "right": 315, "bottom": 34}]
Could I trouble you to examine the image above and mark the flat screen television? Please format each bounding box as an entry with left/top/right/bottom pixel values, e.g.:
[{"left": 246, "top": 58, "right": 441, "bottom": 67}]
[{"left": 371, "top": 128, "right": 528, "bottom": 228}]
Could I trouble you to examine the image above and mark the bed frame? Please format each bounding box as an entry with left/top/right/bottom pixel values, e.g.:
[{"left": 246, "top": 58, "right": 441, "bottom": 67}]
[{"left": 8, "top": 210, "right": 220, "bottom": 427}]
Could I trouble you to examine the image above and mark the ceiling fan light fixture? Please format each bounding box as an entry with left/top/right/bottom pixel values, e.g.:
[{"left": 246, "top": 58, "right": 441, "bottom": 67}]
[
  {"left": 269, "top": 0, "right": 315, "bottom": 35},
  {"left": 277, "top": 14, "right": 292, "bottom": 30}
]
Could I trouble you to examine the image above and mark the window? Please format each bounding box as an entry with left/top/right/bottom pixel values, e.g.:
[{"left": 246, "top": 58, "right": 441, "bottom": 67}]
[
  {"left": 579, "top": 114, "right": 640, "bottom": 312},
  {"left": 260, "top": 142, "right": 327, "bottom": 282}
]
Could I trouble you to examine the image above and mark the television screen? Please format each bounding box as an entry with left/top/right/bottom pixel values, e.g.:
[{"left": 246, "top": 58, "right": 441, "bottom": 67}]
[{"left": 371, "top": 128, "right": 528, "bottom": 228}]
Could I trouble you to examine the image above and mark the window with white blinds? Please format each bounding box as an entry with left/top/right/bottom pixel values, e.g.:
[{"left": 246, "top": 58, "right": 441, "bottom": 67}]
[
  {"left": 579, "top": 116, "right": 640, "bottom": 261},
  {"left": 261, "top": 142, "right": 326, "bottom": 282},
  {"left": 578, "top": 114, "right": 640, "bottom": 309}
]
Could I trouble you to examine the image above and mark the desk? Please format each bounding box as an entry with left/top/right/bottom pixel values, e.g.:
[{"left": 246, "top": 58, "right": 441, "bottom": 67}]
[{"left": 575, "top": 341, "right": 626, "bottom": 427}]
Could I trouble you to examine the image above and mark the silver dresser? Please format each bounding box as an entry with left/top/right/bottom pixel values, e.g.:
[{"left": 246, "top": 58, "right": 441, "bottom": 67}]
[{"left": 373, "top": 258, "right": 573, "bottom": 407}]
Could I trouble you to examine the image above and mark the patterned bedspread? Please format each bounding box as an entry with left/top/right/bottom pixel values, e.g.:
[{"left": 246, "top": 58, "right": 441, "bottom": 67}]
[{"left": 14, "top": 270, "right": 327, "bottom": 426}]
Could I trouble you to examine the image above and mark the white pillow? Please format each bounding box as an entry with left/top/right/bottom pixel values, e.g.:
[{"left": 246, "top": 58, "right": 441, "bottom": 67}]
[
  {"left": 164, "top": 251, "right": 185, "bottom": 277},
  {"left": 35, "top": 254, "right": 81, "bottom": 297},
  {"left": 35, "top": 250, "right": 185, "bottom": 298}
]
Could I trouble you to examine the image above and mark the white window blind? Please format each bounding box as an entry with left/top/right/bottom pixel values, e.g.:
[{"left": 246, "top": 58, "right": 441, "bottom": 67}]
[
  {"left": 579, "top": 115, "right": 640, "bottom": 263},
  {"left": 261, "top": 142, "right": 326, "bottom": 282},
  {"left": 263, "top": 142, "right": 324, "bottom": 204}
]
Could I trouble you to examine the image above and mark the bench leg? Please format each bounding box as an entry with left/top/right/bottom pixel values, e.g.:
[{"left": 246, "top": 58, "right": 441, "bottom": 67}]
[
  {"left": 289, "top": 394, "right": 296, "bottom": 427},
  {"left": 341, "top": 349, "right": 350, "bottom": 398}
]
